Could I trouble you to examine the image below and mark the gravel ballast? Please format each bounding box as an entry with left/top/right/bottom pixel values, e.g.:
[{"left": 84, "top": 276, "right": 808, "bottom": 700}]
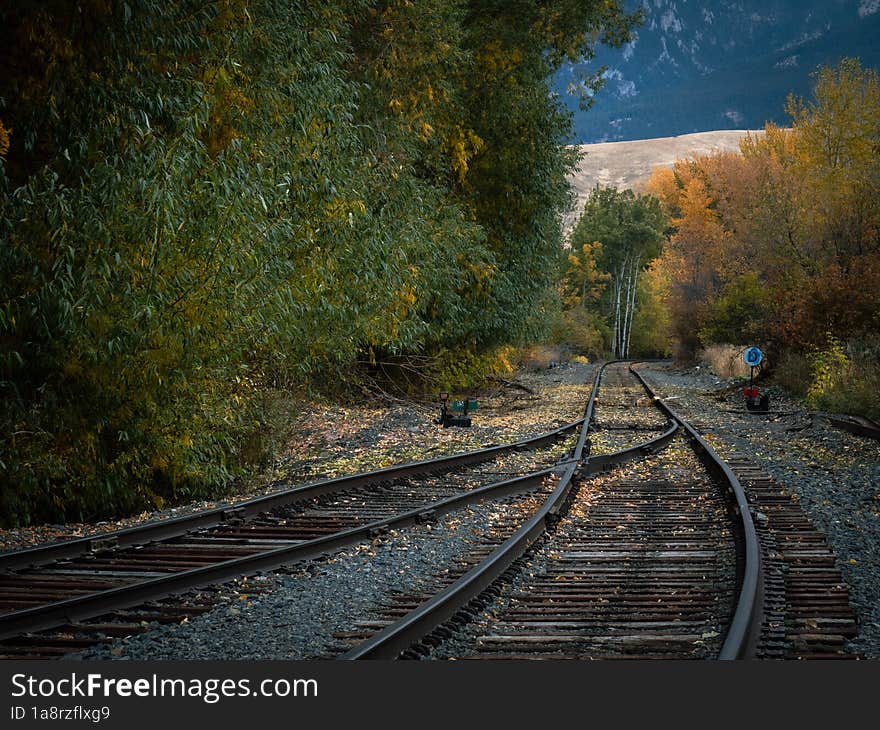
[
  {"left": 74, "top": 491, "right": 553, "bottom": 661},
  {"left": 10, "top": 360, "right": 878, "bottom": 660},
  {"left": 636, "top": 363, "right": 880, "bottom": 659}
]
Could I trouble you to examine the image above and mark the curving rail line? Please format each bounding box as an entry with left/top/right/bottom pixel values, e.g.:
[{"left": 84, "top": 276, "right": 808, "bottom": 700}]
[
  {"left": 629, "top": 364, "right": 762, "bottom": 659},
  {"left": 339, "top": 361, "right": 763, "bottom": 660},
  {"left": 0, "top": 409, "right": 583, "bottom": 648},
  {"left": 0, "top": 423, "right": 581, "bottom": 573}
]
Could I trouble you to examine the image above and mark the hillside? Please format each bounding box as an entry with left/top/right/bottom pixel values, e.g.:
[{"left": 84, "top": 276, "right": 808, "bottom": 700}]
[
  {"left": 564, "top": 129, "right": 761, "bottom": 235},
  {"left": 555, "top": 0, "right": 880, "bottom": 143}
]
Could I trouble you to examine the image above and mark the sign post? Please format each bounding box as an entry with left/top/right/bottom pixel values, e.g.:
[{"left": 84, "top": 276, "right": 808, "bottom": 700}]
[
  {"left": 743, "top": 346, "right": 763, "bottom": 388},
  {"left": 742, "top": 346, "right": 765, "bottom": 411}
]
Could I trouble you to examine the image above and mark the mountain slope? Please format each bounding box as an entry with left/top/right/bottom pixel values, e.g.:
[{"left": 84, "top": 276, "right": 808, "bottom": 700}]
[
  {"left": 556, "top": 0, "right": 880, "bottom": 142},
  {"left": 564, "top": 129, "right": 760, "bottom": 234}
]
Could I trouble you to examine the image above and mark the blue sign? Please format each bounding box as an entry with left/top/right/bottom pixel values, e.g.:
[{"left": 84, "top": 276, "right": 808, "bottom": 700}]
[{"left": 743, "top": 346, "right": 763, "bottom": 367}]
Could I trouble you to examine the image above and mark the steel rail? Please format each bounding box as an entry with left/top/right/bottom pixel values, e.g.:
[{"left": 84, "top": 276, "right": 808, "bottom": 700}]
[
  {"left": 822, "top": 413, "right": 880, "bottom": 441},
  {"left": 340, "top": 361, "right": 761, "bottom": 661},
  {"left": 581, "top": 420, "right": 678, "bottom": 476},
  {"left": 0, "top": 467, "right": 561, "bottom": 641},
  {"left": 0, "top": 419, "right": 583, "bottom": 572},
  {"left": 338, "top": 365, "right": 612, "bottom": 660},
  {"left": 629, "top": 363, "right": 763, "bottom": 660}
]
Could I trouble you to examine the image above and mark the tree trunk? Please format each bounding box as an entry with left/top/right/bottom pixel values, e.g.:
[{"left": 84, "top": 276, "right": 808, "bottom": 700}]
[
  {"left": 624, "top": 258, "right": 630, "bottom": 356},
  {"left": 613, "top": 260, "right": 624, "bottom": 357},
  {"left": 624, "top": 257, "right": 641, "bottom": 359}
]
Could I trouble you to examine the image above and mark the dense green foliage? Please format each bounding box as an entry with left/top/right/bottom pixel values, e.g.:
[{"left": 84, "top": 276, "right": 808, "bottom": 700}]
[
  {"left": 0, "top": 0, "right": 637, "bottom": 526},
  {"left": 561, "top": 186, "right": 667, "bottom": 357}
]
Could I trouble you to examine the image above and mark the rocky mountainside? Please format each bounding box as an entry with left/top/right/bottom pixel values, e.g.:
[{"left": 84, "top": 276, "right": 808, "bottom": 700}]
[{"left": 557, "top": 0, "right": 880, "bottom": 142}]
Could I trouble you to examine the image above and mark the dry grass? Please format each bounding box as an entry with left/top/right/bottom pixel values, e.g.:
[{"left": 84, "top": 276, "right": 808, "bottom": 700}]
[
  {"left": 699, "top": 344, "right": 757, "bottom": 378},
  {"left": 520, "top": 344, "right": 565, "bottom": 370},
  {"left": 564, "top": 130, "right": 763, "bottom": 236}
]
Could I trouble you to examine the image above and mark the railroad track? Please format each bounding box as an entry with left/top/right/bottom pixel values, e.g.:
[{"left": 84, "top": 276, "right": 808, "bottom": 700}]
[
  {"left": 0, "top": 409, "right": 586, "bottom": 659},
  {"left": 337, "top": 362, "right": 860, "bottom": 660},
  {"left": 441, "top": 438, "right": 738, "bottom": 659},
  {"left": 2, "top": 361, "right": 858, "bottom": 661},
  {"left": 725, "top": 453, "right": 859, "bottom": 658},
  {"left": 334, "top": 361, "right": 763, "bottom": 660}
]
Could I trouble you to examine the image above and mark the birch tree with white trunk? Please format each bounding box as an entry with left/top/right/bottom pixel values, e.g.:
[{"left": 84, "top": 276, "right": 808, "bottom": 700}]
[{"left": 569, "top": 186, "right": 666, "bottom": 358}]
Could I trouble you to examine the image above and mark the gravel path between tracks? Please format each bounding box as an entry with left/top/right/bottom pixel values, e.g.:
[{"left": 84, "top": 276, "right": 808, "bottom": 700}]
[
  {"left": 0, "top": 363, "right": 596, "bottom": 552},
  {"left": 636, "top": 363, "right": 880, "bottom": 660},
  {"left": 73, "top": 492, "right": 551, "bottom": 661}
]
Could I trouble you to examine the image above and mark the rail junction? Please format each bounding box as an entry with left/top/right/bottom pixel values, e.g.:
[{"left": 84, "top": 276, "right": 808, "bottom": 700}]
[{"left": 0, "top": 362, "right": 859, "bottom": 660}]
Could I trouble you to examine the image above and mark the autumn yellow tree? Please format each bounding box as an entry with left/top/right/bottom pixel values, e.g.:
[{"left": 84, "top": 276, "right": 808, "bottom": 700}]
[
  {"left": 562, "top": 240, "right": 610, "bottom": 309},
  {"left": 787, "top": 58, "right": 880, "bottom": 264},
  {"left": 645, "top": 59, "right": 879, "bottom": 418}
]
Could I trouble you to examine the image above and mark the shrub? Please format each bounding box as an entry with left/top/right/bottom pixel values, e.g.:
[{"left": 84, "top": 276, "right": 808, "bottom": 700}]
[
  {"left": 806, "top": 337, "right": 880, "bottom": 420},
  {"left": 773, "top": 350, "right": 813, "bottom": 397},
  {"left": 560, "top": 308, "right": 610, "bottom": 360},
  {"left": 699, "top": 272, "right": 768, "bottom": 346},
  {"left": 433, "top": 345, "right": 516, "bottom": 392}
]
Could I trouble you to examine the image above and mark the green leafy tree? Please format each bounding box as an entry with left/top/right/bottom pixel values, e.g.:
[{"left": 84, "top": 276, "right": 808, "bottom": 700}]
[
  {"left": 0, "top": 0, "right": 641, "bottom": 526},
  {"left": 570, "top": 186, "right": 666, "bottom": 357}
]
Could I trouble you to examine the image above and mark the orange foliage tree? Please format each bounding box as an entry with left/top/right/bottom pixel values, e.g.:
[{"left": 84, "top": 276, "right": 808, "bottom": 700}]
[{"left": 647, "top": 59, "right": 880, "bottom": 366}]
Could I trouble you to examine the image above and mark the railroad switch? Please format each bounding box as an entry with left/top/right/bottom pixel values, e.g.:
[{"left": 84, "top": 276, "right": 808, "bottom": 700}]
[{"left": 436, "top": 392, "right": 477, "bottom": 427}]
